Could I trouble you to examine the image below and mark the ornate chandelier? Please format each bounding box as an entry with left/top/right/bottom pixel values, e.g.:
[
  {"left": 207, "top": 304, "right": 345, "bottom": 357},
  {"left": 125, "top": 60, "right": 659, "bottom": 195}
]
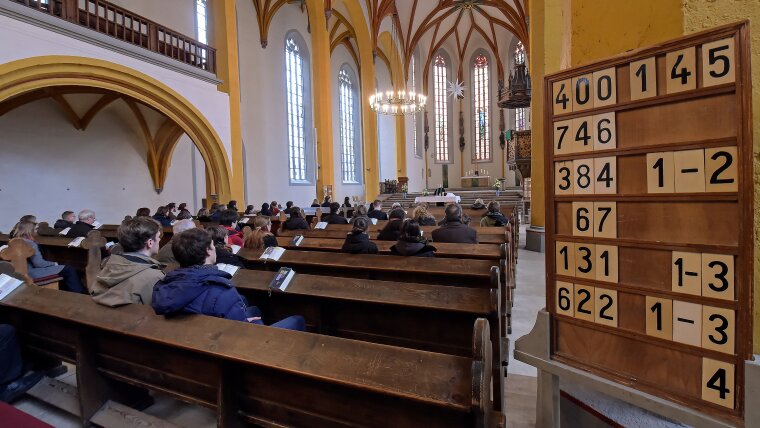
[{"left": 369, "top": 11, "right": 426, "bottom": 116}]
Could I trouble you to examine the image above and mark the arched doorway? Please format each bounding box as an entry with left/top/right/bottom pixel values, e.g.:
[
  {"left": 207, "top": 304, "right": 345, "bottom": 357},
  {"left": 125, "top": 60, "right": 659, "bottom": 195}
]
[{"left": 0, "top": 55, "right": 232, "bottom": 201}]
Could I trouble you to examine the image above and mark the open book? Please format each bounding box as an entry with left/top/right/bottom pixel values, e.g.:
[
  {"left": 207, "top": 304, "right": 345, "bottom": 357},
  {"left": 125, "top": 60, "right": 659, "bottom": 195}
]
[
  {"left": 58, "top": 227, "right": 71, "bottom": 235},
  {"left": 290, "top": 235, "right": 304, "bottom": 246},
  {"left": 92, "top": 221, "right": 103, "bottom": 230},
  {"left": 0, "top": 274, "right": 24, "bottom": 300},
  {"left": 268, "top": 267, "right": 295, "bottom": 292},
  {"left": 238, "top": 217, "right": 250, "bottom": 224},
  {"left": 369, "top": 218, "right": 378, "bottom": 225},
  {"left": 229, "top": 244, "right": 241, "bottom": 254},
  {"left": 314, "top": 222, "right": 328, "bottom": 230},
  {"left": 216, "top": 263, "right": 240, "bottom": 276},
  {"left": 68, "top": 237, "right": 85, "bottom": 247},
  {"left": 0, "top": 245, "right": 7, "bottom": 253},
  {"left": 105, "top": 242, "right": 116, "bottom": 250},
  {"left": 260, "top": 246, "right": 285, "bottom": 261}
]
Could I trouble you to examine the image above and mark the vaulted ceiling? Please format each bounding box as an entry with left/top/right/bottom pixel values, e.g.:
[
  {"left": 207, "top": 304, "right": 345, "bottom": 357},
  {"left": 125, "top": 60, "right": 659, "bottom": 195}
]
[{"left": 252, "top": 0, "right": 528, "bottom": 84}]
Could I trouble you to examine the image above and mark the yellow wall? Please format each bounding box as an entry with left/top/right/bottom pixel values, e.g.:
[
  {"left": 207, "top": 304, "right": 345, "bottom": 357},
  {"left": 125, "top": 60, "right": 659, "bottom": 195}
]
[{"left": 531, "top": 0, "right": 759, "bottom": 352}]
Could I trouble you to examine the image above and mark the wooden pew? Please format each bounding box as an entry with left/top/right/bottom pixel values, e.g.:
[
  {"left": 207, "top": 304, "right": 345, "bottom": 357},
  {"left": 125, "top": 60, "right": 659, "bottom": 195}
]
[
  {"left": 274, "top": 236, "right": 505, "bottom": 261},
  {"left": 231, "top": 268, "right": 507, "bottom": 411},
  {"left": 0, "top": 286, "right": 503, "bottom": 427},
  {"left": 320, "top": 223, "right": 509, "bottom": 235},
  {"left": 277, "top": 228, "right": 508, "bottom": 245}
]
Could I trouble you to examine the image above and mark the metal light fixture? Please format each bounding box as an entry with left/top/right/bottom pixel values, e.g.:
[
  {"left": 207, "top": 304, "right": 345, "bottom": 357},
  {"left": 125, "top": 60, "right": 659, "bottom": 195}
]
[{"left": 369, "top": 12, "right": 426, "bottom": 116}]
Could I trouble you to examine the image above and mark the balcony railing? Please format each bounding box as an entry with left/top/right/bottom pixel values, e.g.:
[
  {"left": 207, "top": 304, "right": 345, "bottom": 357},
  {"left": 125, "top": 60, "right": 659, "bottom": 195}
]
[{"left": 11, "top": 0, "right": 216, "bottom": 74}]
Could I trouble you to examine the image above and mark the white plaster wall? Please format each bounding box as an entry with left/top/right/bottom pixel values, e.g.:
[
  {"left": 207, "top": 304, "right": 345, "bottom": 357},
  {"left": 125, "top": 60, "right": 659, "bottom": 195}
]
[
  {"left": 108, "top": 0, "right": 197, "bottom": 38},
  {"left": 375, "top": 60, "right": 397, "bottom": 181},
  {"left": 0, "top": 99, "right": 202, "bottom": 232},
  {"left": 330, "top": 44, "right": 365, "bottom": 202},
  {"left": 0, "top": 15, "right": 233, "bottom": 166},
  {"left": 236, "top": 0, "right": 317, "bottom": 208},
  {"left": 403, "top": 52, "right": 426, "bottom": 192}
]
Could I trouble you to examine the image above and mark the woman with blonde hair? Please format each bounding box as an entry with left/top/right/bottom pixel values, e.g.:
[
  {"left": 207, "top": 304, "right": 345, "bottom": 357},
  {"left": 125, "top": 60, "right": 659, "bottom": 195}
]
[
  {"left": 412, "top": 204, "right": 437, "bottom": 226},
  {"left": 13, "top": 222, "right": 85, "bottom": 293},
  {"left": 244, "top": 216, "right": 278, "bottom": 250}
]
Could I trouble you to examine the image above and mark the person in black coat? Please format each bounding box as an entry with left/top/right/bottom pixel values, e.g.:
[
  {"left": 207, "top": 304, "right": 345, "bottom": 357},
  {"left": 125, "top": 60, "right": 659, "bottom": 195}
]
[
  {"left": 66, "top": 210, "right": 97, "bottom": 238},
  {"left": 281, "top": 207, "right": 309, "bottom": 231},
  {"left": 341, "top": 217, "right": 378, "bottom": 254},
  {"left": 310, "top": 199, "right": 320, "bottom": 208},
  {"left": 321, "top": 196, "right": 332, "bottom": 208},
  {"left": 367, "top": 200, "right": 388, "bottom": 221},
  {"left": 431, "top": 204, "right": 479, "bottom": 244},
  {"left": 390, "top": 220, "right": 436, "bottom": 257},
  {"left": 152, "top": 206, "right": 173, "bottom": 227},
  {"left": 321, "top": 202, "right": 348, "bottom": 224},
  {"left": 282, "top": 201, "right": 295, "bottom": 216},
  {"left": 53, "top": 211, "right": 76, "bottom": 230},
  {"left": 259, "top": 203, "right": 272, "bottom": 217},
  {"left": 376, "top": 208, "right": 405, "bottom": 241},
  {"left": 206, "top": 226, "right": 243, "bottom": 267}
]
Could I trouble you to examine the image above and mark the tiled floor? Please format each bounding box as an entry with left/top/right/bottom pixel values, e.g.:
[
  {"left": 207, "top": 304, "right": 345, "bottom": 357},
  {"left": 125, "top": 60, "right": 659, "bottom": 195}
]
[{"left": 13, "top": 226, "right": 546, "bottom": 427}]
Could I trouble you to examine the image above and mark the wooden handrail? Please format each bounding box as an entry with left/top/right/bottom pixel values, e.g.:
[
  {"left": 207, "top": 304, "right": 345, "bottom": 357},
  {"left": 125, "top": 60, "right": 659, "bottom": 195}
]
[{"left": 10, "top": 0, "right": 217, "bottom": 74}]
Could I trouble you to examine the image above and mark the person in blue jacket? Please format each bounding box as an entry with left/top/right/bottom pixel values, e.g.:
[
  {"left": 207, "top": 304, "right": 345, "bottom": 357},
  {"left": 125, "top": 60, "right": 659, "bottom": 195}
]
[{"left": 151, "top": 228, "right": 304, "bottom": 330}]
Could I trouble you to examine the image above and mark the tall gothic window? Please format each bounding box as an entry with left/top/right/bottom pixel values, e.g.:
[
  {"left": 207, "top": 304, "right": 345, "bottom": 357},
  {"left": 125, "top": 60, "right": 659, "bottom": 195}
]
[
  {"left": 285, "top": 34, "right": 310, "bottom": 183},
  {"left": 514, "top": 40, "right": 525, "bottom": 65},
  {"left": 195, "top": 0, "right": 207, "bottom": 44},
  {"left": 339, "top": 67, "right": 358, "bottom": 183},
  {"left": 472, "top": 53, "right": 490, "bottom": 161},
  {"left": 433, "top": 55, "right": 449, "bottom": 162}
]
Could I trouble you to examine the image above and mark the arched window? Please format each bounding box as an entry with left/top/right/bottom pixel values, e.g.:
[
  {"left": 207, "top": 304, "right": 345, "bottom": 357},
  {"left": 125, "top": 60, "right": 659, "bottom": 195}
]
[
  {"left": 433, "top": 54, "right": 451, "bottom": 163},
  {"left": 284, "top": 32, "right": 313, "bottom": 184},
  {"left": 472, "top": 52, "right": 490, "bottom": 162},
  {"left": 514, "top": 40, "right": 525, "bottom": 65},
  {"left": 339, "top": 65, "right": 361, "bottom": 183}
]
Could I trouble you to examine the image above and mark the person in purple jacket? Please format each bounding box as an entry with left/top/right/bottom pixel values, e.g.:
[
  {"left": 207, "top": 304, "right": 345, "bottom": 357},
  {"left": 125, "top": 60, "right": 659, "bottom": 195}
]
[{"left": 151, "top": 228, "right": 304, "bottom": 330}]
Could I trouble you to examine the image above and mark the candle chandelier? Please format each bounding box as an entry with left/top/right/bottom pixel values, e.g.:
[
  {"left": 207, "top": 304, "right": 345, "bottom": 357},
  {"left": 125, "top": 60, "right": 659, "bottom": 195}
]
[{"left": 369, "top": 11, "right": 426, "bottom": 116}]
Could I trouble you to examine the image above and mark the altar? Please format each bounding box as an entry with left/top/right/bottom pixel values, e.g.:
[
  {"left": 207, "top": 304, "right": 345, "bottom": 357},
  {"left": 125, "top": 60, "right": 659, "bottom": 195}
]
[{"left": 461, "top": 176, "right": 490, "bottom": 187}]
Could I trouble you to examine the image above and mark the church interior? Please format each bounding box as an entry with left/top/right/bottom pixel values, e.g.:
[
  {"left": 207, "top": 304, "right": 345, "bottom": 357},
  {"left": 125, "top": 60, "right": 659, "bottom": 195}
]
[{"left": 0, "top": 0, "right": 758, "bottom": 426}]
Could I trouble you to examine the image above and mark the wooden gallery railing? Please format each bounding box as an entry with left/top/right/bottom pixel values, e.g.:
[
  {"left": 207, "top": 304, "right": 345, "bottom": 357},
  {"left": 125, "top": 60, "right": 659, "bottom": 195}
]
[{"left": 11, "top": 0, "right": 216, "bottom": 73}]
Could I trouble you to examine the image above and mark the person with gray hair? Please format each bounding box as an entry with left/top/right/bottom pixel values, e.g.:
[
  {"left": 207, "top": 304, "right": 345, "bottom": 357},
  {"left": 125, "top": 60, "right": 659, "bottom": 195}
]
[
  {"left": 66, "top": 209, "right": 98, "bottom": 238},
  {"left": 431, "top": 203, "right": 479, "bottom": 244},
  {"left": 155, "top": 219, "right": 196, "bottom": 266}
]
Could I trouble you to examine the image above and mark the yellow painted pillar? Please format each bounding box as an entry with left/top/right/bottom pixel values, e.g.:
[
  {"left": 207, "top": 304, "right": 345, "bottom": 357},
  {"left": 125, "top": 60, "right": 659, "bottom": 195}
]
[
  {"left": 339, "top": 1, "right": 379, "bottom": 201},
  {"left": 208, "top": 0, "right": 244, "bottom": 205},
  {"left": 306, "top": 0, "right": 335, "bottom": 200}
]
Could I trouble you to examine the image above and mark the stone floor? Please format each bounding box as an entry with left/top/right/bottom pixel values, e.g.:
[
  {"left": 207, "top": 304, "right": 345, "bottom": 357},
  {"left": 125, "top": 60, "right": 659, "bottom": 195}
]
[{"left": 13, "top": 225, "right": 547, "bottom": 427}]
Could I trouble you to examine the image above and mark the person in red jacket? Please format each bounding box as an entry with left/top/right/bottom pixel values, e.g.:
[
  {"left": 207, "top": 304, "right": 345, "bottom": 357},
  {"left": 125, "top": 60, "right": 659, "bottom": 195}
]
[{"left": 217, "top": 209, "right": 244, "bottom": 247}]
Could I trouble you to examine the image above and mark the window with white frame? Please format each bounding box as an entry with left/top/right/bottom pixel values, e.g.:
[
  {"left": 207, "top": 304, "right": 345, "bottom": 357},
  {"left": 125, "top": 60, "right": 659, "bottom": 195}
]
[
  {"left": 515, "top": 107, "right": 527, "bottom": 130},
  {"left": 285, "top": 34, "right": 312, "bottom": 183},
  {"left": 339, "top": 67, "right": 359, "bottom": 183},
  {"left": 195, "top": 0, "right": 207, "bottom": 44},
  {"left": 433, "top": 55, "right": 449, "bottom": 162},
  {"left": 472, "top": 53, "right": 490, "bottom": 161},
  {"left": 514, "top": 40, "right": 525, "bottom": 65}
]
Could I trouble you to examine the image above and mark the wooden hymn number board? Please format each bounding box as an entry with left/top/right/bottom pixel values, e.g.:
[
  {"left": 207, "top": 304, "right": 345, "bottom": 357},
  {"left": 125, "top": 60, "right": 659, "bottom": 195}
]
[{"left": 545, "top": 22, "right": 752, "bottom": 424}]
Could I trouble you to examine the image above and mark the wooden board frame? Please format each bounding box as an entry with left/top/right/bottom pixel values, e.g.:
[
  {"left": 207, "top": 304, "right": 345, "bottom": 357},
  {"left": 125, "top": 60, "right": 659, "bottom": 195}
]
[{"left": 544, "top": 21, "right": 753, "bottom": 425}]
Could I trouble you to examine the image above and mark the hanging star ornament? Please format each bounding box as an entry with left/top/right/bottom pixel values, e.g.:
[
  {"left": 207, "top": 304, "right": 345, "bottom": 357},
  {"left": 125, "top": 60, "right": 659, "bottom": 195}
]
[{"left": 448, "top": 80, "right": 466, "bottom": 99}]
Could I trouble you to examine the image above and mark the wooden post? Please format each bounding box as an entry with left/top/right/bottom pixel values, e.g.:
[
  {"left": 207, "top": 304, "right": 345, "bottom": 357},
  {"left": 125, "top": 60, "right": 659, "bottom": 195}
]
[
  {"left": 80, "top": 231, "right": 106, "bottom": 293},
  {"left": 0, "top": 239, "right": 35, "bottom": 284}
]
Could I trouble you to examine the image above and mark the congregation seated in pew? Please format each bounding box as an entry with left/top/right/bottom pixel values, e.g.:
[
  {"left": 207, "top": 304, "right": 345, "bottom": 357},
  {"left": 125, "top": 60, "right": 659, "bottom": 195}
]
[
  {"left": 377, "top": 208, "right": 405, "bottom": 241},
  {"left": 93, "top": 217, "right": 164, "bottom": 306},
  {"left": 156, "top": 219, "right": 196, "bottom": 266},
  {"left": 135, "top": 207, "right": 151, "bottom": 217},
  {"left": 152, "top": 228, "right": 305, "bottom": 330},
  {"left": 66, "top": 209, "right": 98, "bottom": 238},
  {"left": 219, "top": 209, "right": 244, "bottom": 246},
  {"left": 282, "top": 200, "right": 295, "bottom": 216},
  {"left": 368, "top": 200, "right": 388, "bottom": 221},
  {"left": 471, "top": 198, "right": 486, "bottom": 210},
  {"left": 390, "top": 220, "right": 437, "bottom": 258},
  {"left": 281, "top": 206, "right": 309, "bottom": 231},
  {"left": 412, "top": 204, "right": 437, "bottom": 226},
  {"left": 432, "top": 204, "right": 479, "bottom": 244},
  {"left": 322, "top": 202, "right": 349, "bottom": 224},
  {"left": 244, "top": 204, "right": 255, "bottom": 215},
  {"left": 226, "top": 200, "right": 239, "bottom": 212},
  {"left": 341, "top": 217, "right": 378, "bottom": 255},
  {"left": 259, "top": 202, "right": 273, "bottom": 216},
  {"left": 9, "top": 215, "right": 36, "bottom": 238},
  {"left": 152, "top": 206, "right": 173, "bottom": 227},
  {"left": 207, "top": 225, "right": 243, "bottom": 267},
  {"left": 14, "top": 221, "right": 86, "bottom": 293},
  {"left": 196, "top": 207, "right": 212, "bottom": 222},
  {"left": 320, "top": 196, "right": 332, "bottom": 207},
  {"left": 270, "top": 201, "right": 281, "bottom": 215},
  {"left": 176, "top": 208, "right": 193, "bottom": 220},
  {"left": 480, "top": 201, "right": 509, "bottom": 227},
  {"left": 349, "top": 204, "right": 369, "bottom": 226},
  {"left": 53, "top": 211, "right": 76, "bottom": 230},
  {"left": 310, "top": 198, "right": 320, "bottom": 207},
  {"left": 244, "top": 216, "right": 278, "bottom": 250}
]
